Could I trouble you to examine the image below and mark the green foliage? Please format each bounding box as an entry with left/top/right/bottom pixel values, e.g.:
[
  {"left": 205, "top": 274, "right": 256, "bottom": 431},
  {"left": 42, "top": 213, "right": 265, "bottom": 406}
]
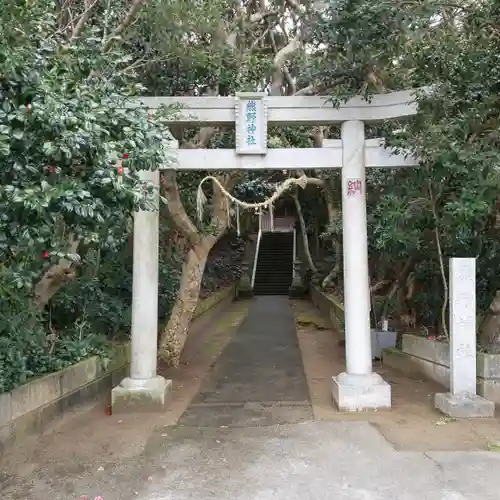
[
  {"left": 0, "top": 0, "right": 176, "bottom": 392},
  {"left": 129, "top": 0, "right": 274, "bottom": 96},
  {"left": 0, "top": 266, "right": 114, "bottom": 393},
  {"left": 310, "top": 1, "right": 500, "bottom": 332}
]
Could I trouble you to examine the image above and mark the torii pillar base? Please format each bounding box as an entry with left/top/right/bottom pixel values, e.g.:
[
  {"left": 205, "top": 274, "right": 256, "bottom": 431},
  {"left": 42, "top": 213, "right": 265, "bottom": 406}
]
[{"left": 332, "top": 372, "right": 391, "bottom": 412}]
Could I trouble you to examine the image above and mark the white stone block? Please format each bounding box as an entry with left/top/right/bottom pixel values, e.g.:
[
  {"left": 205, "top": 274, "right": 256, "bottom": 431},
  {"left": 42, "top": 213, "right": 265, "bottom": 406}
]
[{"left": 332, "top": 372, "right": 391, "bottom": 411}]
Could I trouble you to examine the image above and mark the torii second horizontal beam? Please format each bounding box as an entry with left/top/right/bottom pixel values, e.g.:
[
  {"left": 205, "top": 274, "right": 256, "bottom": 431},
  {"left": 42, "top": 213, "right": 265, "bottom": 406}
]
[{"left": 162, "top": 139, "right": 419, "bottom": 170}]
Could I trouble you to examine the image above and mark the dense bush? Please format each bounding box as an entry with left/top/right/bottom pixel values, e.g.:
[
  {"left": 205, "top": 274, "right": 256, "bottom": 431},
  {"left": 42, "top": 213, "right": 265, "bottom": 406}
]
[
  {"left": 0, "top": 226, "right": 182, "bottom": 393},
  {"left": 0, "top": 2, "right": 175, "bottom": 392}
]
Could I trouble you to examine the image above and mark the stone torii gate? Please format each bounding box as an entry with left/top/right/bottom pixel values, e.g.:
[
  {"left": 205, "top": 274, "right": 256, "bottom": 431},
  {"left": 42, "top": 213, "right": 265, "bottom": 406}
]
[{"left": 111, "top": 90, "right": 419, "bottom": 413}]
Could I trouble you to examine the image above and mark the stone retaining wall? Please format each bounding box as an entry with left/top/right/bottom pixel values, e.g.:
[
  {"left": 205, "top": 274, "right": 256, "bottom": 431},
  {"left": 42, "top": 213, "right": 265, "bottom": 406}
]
[
  {"left": 0, "top": 343, "right": 130, "bottom": 457},
  {"left": 310, "top": 285, "right": 345, "bottom": 339},
  {"left": 382, "top": 334, "right": 500, "bottom": 403},
  {"left": 194, "top": 285, "right": 235, "bottom": 319},
  {"left": 0, "top": 285, "right": 235, "bottom": 457}
]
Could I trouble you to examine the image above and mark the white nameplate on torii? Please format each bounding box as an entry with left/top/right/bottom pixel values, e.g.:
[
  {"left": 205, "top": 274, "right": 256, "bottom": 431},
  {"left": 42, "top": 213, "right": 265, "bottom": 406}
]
[
  {"left": 235, "top": 92, "right": 268, "bottom": 155},
  {"left": 162, "top": 139, "right": 419, "bottom": 171}
]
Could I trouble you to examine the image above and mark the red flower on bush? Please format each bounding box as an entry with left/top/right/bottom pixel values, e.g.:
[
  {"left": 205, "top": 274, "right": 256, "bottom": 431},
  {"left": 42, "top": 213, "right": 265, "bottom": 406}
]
[
  {"left": 123, "top": 153, "right": 129, "bottom": 159},
  {"left": 42, "top": 250, "right": 49, "bottom": 259}
]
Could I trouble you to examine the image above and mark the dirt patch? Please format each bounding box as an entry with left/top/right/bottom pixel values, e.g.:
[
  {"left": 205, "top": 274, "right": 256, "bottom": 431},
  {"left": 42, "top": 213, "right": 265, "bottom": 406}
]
[{"left": 292, "top": 299, "right": 500, "bottom": 452}]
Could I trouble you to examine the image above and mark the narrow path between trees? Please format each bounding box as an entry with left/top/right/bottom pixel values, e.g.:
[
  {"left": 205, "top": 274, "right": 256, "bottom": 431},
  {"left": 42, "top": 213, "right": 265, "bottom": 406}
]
[{"left": 178, "top": 296, "right": 313, "bottom": 427}]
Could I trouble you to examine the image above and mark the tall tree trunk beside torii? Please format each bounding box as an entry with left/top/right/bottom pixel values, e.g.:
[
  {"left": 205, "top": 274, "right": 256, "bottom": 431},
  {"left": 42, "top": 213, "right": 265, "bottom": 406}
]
[
  {"left": 158, "top": 168, "right": 239, "bottom": 366},
  {"left": 292, "top": 190, "right": 317, "bottom": 273}
]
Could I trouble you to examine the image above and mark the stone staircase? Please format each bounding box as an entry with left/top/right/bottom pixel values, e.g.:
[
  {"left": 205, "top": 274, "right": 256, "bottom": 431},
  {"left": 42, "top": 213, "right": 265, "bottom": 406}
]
[{"left": 253, "top": 232, "right": 294, "bottom": 295}]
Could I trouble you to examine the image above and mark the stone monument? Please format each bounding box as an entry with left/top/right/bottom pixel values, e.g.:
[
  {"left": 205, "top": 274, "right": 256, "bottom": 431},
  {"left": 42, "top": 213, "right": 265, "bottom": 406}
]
[{"left": 435, "top": 258, "right": 495, "bottom": 417}]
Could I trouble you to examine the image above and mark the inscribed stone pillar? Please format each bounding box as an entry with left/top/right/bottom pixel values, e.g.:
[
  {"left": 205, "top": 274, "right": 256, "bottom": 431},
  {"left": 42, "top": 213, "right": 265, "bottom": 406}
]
[{"left": 435, "top": 258, "right": 494, "bottom": 417}]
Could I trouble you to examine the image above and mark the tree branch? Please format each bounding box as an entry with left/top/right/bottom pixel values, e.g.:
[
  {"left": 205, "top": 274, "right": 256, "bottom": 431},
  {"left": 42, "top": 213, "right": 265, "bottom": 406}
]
[
  {"left": 102, "top": 0, "right": 145, "bottom": 52},
  {"left": 70, "top": 0, "right": 99, "bottom": 40},
  {"left": 269, "top": 29, "right": 302, "bottom": 96},
  {"left": 226, "top": 9, "right": 278, "bottom": 48},
  {"left": 162, "top": 171, "right": 201, "bottom": 248}
]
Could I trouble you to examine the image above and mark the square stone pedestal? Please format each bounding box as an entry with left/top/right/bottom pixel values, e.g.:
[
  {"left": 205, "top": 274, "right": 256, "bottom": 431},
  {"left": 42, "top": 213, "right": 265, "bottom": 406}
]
[
  {"left": 435, "top": 392, "right": 495, "bottom": 418},
  {"left": 332, "top": 372, "right": 391, "bottom": 411},
  {"left": 112, "top": 376, "right": 172, "bottom": 413}
]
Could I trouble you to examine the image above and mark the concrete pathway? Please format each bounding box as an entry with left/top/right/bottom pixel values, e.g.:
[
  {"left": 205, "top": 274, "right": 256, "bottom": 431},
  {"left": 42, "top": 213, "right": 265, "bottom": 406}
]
[
  {"left": 2, "top": 297, "right": 500, "bottom": 500},
  {"left": 178, "top": 296, "right": 313, "bottom": 427}
]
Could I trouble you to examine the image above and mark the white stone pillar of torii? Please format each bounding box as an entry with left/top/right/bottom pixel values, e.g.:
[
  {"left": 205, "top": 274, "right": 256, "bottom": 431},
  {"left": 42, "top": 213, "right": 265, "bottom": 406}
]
[{"left": 112, "top": 90, "right": 420, "bottom": 413}]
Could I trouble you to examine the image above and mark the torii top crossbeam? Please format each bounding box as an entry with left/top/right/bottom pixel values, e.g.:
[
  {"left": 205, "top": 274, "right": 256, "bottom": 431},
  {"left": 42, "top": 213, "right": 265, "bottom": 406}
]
[{"left": 136, "top": 89, "right": 418, "bottom": 126}]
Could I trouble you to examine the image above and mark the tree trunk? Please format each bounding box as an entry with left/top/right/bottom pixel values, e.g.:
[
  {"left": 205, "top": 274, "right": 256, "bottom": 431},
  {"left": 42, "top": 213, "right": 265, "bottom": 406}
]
[
  {"left": 379, "top": 257, "right": 414, "bottom": 322},
  {"left": 158, "top": 241, "right": 212, "bottom": 366},
  {"left": 33, "top": 237, "right": 80, "bottom": 308},
  {"left": 321, "top": 183, "right": 342, "bottom": 289},
  {"left": 292, "top": 193, "right": 317, "bottom": 273},
  {"left": 159, "top": 166, "right": 237, "bottom": 367},
  {"left": 321, "top": 239, "right": 342, "bottom": 290}
]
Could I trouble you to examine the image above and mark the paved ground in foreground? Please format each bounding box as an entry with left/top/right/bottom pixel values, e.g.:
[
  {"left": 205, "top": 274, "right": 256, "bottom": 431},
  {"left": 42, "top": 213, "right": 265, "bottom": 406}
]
[{"left": 2, "top": 296, "right": 500, "bottom": 500}]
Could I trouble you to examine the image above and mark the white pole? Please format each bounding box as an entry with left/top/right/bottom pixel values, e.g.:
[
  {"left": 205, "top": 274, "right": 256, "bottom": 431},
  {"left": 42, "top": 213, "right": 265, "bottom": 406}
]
[
  {"left": 341, "top": 120, "right": 372, "bottom": 376},
  {"left": 112, "top": 166, "right": 172, "bottom": 412},
  {"left": 332, "top": 120, "right": 390, "bottom": 411},
  {"left": 130, "top": 169, "right": 160, "bottom": 380}
]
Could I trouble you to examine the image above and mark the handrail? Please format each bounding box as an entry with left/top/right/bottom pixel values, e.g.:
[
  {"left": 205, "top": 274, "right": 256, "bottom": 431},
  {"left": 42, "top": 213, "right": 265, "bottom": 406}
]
[
  {"left": 251, "top": 230, "right": 262, "bottom": 289},
  {"left": 292, "top": 228, "right": 297, "bottom": 278}
]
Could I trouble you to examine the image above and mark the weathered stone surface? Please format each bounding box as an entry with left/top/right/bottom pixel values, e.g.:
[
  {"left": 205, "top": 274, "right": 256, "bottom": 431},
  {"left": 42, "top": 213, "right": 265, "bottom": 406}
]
[
  {"left": 332, "top": 372, "right": 391, "bottom": 411},
  {"left": 1, "top": 346, "right": 131, "bottom": 459},
  {"left": 193, "top": 285, "right": 235, "bottom": 319},
  {"left": 477, "top": 353, "right": 500, "bottom": 379},
  {"left": 402, "top": 334, "right": 450, "bottom": 366},
  {"left": 236, "top": 272, "right": 253, "bottom": 298},
  {"left": 111, "top": 377, "right": 172, "bottom": 413},
  {"left": 383, "top": 348, "right": 500, "bottom": 404},
  {"left": 60, "top": 357, "right": 98, "bottom": 397},
  {"left": 106, "top": 344, "right": 131, "bottom": 374},
  {"left": 448, "top": 258, "right": 477, "bottom": 396},
  {"left": 371, "top": 329, "right": 397, "bottom": 359},
  {"left": 310, "top": 285, "right": 345, "bottom": 338},
  {"left": 0, "top": 391, "right": 11, "bottom": 428},
  {"left": 435, "top": 392, "right": 495, "bottom": 418},
  {"left": 10, "top": 372, "right": 61, "bottom": 420},
  {"left": 382, "top": 349, "right": 424, "bottom": 377},
  {"left": 477, "top": 379, "right": 500, "bottom": 404}
]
